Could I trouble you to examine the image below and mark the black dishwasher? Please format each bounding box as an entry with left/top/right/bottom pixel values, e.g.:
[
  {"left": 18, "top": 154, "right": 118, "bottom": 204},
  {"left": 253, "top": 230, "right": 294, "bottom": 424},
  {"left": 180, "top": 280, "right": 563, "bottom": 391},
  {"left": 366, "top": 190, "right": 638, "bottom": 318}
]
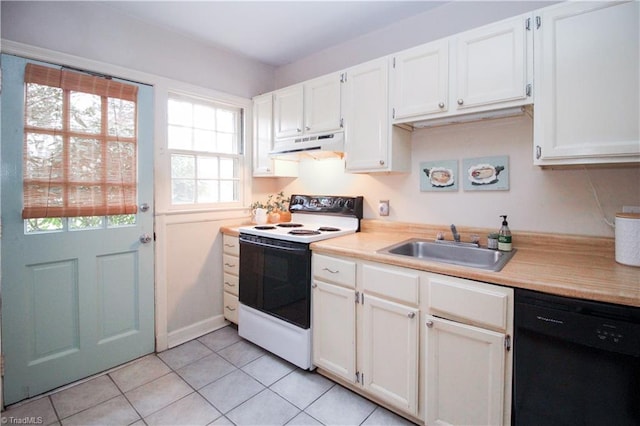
[{"left": 513, "top": 288, "right": 640, "bottom": 426}]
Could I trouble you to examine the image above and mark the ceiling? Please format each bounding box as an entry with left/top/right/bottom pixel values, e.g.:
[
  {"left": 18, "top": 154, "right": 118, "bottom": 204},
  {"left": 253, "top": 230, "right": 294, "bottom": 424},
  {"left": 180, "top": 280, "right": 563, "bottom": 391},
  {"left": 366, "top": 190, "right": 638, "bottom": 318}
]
[{"left": 102, "top": 1, "right": 447, "bottom": 67}]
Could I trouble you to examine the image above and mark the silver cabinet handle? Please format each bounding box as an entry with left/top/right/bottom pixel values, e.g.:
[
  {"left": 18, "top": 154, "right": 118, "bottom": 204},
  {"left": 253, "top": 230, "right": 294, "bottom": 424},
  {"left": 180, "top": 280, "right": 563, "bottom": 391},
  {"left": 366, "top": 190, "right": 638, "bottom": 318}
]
[
  {"left": 426, "top": 320, "right": 434, "bottom": 328},
  {"left": 139, "top": 234, "right": 152, "bottom": 244},
  {"left": 322, "top": 267, "right": 339, "bottom": 274},
  {"left": 408, "top": 312, "right": 416, "bottom": 319},
  {"left": 224, "top": 243, "right": 235, "bottom": 248},
  {"left": 305, "top": 126, "right": 311, "bottom": 131},
  {"left": 224, "top": 263, "right": 236, "bottom": 268},
  {"left": 438, "top": 102, "right": 445, "bottom": 109},
  {"left": 457, "top": 99, "right": 464, "bottom": 105},
  {"left": 296, "top": 128, "right": 302, "bottom": 133},
  {"left": 225, "top": 305, "right": 236, "bottom": 312},
  {"left": 224, "top": 281, "right": 236, "bottom": 287}
]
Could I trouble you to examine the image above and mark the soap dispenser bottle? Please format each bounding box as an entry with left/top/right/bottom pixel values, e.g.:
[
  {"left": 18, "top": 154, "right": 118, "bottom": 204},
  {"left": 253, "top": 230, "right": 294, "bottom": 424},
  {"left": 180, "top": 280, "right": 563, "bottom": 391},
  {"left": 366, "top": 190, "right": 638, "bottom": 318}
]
[{"left": 498, "top": 215, "right": 512, "bottom": 252}]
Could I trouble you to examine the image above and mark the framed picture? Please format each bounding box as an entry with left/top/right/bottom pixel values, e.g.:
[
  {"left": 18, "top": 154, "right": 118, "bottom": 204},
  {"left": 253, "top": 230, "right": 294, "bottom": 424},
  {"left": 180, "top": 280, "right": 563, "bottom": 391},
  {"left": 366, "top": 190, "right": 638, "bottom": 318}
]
[
  {"left": 462, "top": 155, "right": 509, "bottom": 191},
  {"left": 420, "top": 160, "right": 458, "bottom": 192}
]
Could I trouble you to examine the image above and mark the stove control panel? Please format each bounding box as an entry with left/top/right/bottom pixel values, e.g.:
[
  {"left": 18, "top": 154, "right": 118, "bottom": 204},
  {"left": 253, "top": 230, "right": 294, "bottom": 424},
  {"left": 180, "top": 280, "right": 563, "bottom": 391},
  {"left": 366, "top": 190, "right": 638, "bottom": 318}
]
[{"left": 289, "top": 194, "right": 363, "bottom": 218}]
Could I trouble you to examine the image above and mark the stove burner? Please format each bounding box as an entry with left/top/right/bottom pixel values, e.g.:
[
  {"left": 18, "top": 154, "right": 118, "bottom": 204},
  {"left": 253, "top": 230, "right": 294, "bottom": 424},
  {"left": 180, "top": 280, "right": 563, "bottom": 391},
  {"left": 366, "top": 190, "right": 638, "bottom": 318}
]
[
  {"left": 277, "top": 223, "right": 304, "bottom": 228},
  {"left": 288, "top": 229, "right": 322, "bottom": 236},
  {"left": 254, "top": 225, "right": 276, "bottom": 230},
  {"left": 318, "top": 227, "right": 341, "bottom": 232}
]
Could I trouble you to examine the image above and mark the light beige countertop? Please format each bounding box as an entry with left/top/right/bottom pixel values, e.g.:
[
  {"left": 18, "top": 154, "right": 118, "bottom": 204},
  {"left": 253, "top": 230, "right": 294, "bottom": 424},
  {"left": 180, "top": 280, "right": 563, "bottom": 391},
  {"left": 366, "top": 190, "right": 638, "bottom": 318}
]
[
  {"left": 222, "top": 220, "right": 640, "bottom": 307},
  {"left": 311, "top": 220, "right": 640, "bottom": 307}
]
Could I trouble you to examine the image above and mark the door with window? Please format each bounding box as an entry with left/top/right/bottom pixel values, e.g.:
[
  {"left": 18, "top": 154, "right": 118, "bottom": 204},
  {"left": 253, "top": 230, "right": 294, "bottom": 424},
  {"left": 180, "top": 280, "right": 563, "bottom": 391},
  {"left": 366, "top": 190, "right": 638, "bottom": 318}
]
[{"left": 1, "top": 54, "right": 155, "bottom": 404}]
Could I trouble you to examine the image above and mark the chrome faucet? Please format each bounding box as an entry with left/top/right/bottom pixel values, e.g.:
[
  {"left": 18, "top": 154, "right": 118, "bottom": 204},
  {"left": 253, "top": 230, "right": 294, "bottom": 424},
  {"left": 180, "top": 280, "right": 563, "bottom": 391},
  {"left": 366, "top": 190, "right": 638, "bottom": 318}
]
[{"left": 450, "top": 224, "right": 460, "bottom": 242}]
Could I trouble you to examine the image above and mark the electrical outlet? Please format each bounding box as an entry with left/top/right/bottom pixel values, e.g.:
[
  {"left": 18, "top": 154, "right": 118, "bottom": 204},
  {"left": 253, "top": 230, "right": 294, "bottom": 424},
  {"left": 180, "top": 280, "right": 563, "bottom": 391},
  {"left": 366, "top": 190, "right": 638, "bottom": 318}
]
[
  {"left": 622, "top": 206, "right": 640, "bottom": 213},
  {"left": 379, "top": 200, "right": 390, "bottom": 216}
]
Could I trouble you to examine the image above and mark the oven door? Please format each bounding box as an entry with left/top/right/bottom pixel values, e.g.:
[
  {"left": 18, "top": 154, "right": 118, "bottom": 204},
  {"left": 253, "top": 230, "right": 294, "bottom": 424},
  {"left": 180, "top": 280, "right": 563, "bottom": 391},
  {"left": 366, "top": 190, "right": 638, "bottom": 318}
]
[{"left": 239, "top": 234, "right": 311, "bottom": 329}]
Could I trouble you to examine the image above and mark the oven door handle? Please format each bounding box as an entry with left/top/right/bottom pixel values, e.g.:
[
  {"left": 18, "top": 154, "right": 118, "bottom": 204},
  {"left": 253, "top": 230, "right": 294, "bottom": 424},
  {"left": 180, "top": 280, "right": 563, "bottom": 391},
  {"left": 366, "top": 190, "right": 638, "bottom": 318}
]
[{"left": 240, "top": 239, "right": 308, "bottom": 254}]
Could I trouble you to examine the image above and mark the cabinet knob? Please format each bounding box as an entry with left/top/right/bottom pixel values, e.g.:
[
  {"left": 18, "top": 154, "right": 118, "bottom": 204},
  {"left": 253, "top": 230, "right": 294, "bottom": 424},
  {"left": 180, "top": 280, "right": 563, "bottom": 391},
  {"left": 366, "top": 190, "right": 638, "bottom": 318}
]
[
  {"left": 379, "top": 160, "right": 385, "bottom": 166},
  {"left": 408, "top": 312, "right": 416, "bottom": 319},
  {"left": 438, "top": 102, "right": 445, "bottom": 109},
  {"left": 311, "top": 283, "right": 318, "bottom": 288},
  {"left": 305, "top": 126, "right": 311, "bottom": 131},
  {"left": 296, "top": 128, "right": 302, "bottom": 133},
  {"left": 457, "top": 99, "right": 464, "bottom": 106},
  {"left": 426, "top": 320, "right": 434, "bottom": 328}
]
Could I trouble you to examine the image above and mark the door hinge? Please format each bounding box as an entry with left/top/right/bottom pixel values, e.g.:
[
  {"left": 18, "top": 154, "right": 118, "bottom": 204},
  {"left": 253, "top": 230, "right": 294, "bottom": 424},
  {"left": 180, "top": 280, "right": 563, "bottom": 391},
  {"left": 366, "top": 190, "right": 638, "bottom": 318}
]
[
  {"left": 536, "top": 16, "right": 541, "bottom": 30},
  {"left": 355, "top": 291, "right": 360, "bottom": 304},
  {"left": 341, "top": 72, "right": 347, "bottom": 83},
  {"left": 360, "top": 293, "right": 364, "bottom": 305},
  {"left": 504, "top": 335, "right": 512, "bottom": 351},
  {"left": 526, "top": 83, "right": 532, "bottom": 97},
  {"left": 536, "top": 145, "right": 542, "bottom": 160},
  {"left": 392, "top": 108, "right": 395, "bottom": 119},
  {"left": 526, "top": 17, "right": 531, "bottom": 31},
  {"left": 340, "top": 117, "right": 344, "bottom": 128},
  {"left": 153, "top": 232, "right": 157, "bottom": 241},
  {"left": 392, "top": 57, "right": 396, "bottom": 68},
  {"left": 355, "top": 371, "right": 360, "bottom": 383}
]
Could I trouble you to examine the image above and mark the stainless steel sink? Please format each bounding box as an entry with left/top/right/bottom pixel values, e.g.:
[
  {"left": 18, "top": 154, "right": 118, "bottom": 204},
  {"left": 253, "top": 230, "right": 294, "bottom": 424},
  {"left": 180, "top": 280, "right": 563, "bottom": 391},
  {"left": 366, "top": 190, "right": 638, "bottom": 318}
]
[{"left": 377, "top": 238, "right": 516, "bottom": 271}]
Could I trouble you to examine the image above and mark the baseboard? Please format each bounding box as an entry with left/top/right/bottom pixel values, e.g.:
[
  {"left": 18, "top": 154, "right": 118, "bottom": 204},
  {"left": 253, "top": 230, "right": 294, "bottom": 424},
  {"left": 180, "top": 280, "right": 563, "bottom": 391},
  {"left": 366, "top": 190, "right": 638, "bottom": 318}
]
[{"left": 166, "top": 315, "right": 229, "bottom": 349}]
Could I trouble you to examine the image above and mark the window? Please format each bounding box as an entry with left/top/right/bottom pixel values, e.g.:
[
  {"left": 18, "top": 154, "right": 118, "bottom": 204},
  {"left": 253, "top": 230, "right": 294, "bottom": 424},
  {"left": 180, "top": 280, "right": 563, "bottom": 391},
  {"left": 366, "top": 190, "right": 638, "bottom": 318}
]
[
  {"left": 22, "top": 63, "right": 139, "bottom": 233},
  {"left": 167, "top": 94, "right": 243, "bottom": 207}
]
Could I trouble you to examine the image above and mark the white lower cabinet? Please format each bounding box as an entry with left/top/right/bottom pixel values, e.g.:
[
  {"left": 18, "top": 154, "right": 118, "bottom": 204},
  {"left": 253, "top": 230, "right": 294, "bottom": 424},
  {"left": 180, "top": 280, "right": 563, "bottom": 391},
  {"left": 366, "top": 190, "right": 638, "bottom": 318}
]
[
  {"left": 222, "top": 235, "right": 240, "bottom": 324},
  {"left": 425, "top": 275, "right": 513, "bottom": 426},
  {"left": 312, "top": 254, "right": 514, "bottom": 424},
  {"left": 361, "top": 294, "right": 419, "bottom": 414},
  {"left": 425, "top": 315, "right": 506, "bottom": 426},
  {"left": 312, "top": 280, "right": 356, "bottom": 382},
  {"left": 312, "top": 255, "right": 420, "bottom": 418}
]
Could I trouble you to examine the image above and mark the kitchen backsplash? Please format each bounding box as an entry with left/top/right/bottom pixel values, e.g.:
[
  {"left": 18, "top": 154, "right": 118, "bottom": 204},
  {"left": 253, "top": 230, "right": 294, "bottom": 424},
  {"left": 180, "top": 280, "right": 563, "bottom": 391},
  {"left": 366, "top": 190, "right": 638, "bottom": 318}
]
[{"left": 263, "top": 114, "right": 640, "bottom": 238}]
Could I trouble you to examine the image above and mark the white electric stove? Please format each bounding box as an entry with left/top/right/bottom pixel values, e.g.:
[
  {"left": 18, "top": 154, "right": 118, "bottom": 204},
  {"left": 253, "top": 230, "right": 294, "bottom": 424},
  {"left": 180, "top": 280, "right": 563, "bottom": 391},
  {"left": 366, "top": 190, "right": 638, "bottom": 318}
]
[{"left": 237, "top": 194, "right": 363, "bottom": 369}]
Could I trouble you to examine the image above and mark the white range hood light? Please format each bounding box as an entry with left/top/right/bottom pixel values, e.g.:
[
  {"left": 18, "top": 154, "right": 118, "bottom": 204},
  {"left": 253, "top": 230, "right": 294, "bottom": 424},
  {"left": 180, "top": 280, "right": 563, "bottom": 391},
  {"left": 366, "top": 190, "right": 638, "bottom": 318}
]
[
  {"left": 411, "top": 106, "right": 526, "bottom": 129},
  {"left": 270, "top": 131, "right": 344, "bottom": 161}
]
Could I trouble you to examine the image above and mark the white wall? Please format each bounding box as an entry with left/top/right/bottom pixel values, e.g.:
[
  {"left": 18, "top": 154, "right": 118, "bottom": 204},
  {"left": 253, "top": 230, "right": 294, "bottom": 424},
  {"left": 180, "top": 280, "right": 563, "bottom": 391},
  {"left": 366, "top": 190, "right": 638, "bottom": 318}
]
[
  {"left": 275, "top": 1, "right": 555, "bottom": 88},
  {"left": 277, "top": 115, "right": 640, "bottom": 237},
  {"left": 1, "top": 1, "right": 275, "bottom": 98}
]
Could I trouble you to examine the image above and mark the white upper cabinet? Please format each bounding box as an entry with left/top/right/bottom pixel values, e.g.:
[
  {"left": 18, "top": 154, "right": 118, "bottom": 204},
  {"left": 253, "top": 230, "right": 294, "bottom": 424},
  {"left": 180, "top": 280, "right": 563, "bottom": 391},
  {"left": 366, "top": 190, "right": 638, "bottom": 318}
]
[
  {"left": 455, "top": 14, "right": 530, "bottom": 111},
  {"left": 273, "top": 84, "right": 304, "bottom": 140},
  {"left": 252, "top": 93, "right": 298, "bottom": 177},
  {"left": 391, "top": 39, "right": 449, "bottom": 120},
  {"left": 344, "top": 57, "right": 411, "bottom": 173},
  {"left": 533, "top": 1, "right": 640, "bottom": 165},
  {"left": 390, "top": 13, "right": 532, "bottom": 125},
  {"left": 304, "top": 73, "right": 343, "bottom": 135},
  {"left": 273, "top": 72, "right": 343, "bottom": 141}
]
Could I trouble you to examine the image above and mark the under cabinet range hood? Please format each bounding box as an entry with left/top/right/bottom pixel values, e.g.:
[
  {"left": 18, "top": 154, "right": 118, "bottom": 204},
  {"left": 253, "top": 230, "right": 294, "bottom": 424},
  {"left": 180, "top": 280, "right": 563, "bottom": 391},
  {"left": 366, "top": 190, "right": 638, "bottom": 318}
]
[
  {"left": 409, "top": 106, "right": 527, "bottom": 129},
  {"left": 270, "top": 132, "right": 344, "bottom": 160}
]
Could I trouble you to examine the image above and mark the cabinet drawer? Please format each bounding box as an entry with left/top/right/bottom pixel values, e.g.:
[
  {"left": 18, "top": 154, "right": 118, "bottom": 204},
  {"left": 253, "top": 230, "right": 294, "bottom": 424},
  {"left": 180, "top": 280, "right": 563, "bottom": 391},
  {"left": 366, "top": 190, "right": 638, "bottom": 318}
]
[
  {"left": 223, "top": 273, "right": 239, "bottom": 296},
  {"left": 223, "top": 254, "right": 239, "bottom": 276},
  {"left": 313, "top": 254, "right": 356, "bottom": 288},
  {"left": 223, "top": 292, "right": 239, "bottom": 324},
  {"left": 223, "top": 234, "right": 240, "bottom": 256},
  {"left": 361, "top": 263, "right": 419, "bottom": 304},
  {"left": 428, "top": 276, "right": 511, "bottom": 331}
]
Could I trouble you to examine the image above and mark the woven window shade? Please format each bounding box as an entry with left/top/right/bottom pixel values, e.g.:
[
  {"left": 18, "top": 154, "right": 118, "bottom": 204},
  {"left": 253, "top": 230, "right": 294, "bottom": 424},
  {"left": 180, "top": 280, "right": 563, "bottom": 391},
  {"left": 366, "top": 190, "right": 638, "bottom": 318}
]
[{"left": 22, "top": 63, "right": 139, "bottom": 219}]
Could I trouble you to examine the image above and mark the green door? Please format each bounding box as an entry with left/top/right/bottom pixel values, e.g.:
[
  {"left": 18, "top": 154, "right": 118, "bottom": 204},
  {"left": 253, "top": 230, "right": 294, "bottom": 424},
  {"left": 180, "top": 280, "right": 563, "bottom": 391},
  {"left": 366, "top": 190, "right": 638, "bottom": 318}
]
[{"left": 1, "top": 54, "right": 155, "bottom": 404}]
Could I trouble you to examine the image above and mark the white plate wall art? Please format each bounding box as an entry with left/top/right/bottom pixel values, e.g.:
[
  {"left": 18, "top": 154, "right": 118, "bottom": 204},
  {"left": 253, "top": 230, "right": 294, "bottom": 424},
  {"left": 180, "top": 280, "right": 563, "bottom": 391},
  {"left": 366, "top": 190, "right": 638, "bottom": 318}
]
[
  {"left": 462, "top": 155, "right": 510, "bottom": 191},
  {"left": 420, "top": 160, "right": 458, "bottom": 192}
]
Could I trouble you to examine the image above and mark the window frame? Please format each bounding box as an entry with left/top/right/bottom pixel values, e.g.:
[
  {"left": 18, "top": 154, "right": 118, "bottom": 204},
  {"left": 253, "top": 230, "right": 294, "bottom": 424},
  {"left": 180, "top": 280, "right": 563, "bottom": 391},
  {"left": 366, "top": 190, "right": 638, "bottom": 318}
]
[{"left": 162, "top": 89, "right": 250, "bottom": 213}]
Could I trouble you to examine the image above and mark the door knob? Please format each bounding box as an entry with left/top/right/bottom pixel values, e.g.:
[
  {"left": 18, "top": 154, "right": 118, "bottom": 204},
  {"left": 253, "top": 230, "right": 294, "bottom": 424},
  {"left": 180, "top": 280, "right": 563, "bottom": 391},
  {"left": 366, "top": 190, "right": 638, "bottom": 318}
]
[
  {"left": 139, "top": 234, "right": 152, "bottom": 244},
  {"left": 139, "top": 203, "right": 150, "bottom": 212}
]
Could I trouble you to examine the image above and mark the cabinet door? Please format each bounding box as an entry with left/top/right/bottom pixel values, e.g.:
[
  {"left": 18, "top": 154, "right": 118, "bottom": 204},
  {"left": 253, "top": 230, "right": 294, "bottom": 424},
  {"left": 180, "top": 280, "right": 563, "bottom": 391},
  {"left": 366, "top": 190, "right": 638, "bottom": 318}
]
[
  {"left": 455, "top": 15, "right": 529, "bottom": 110},
  {"left": 425, "top": 315, "right": 506, "bottom": 426},
  {"left": 304, "top": 73, "right": 343, "bottom": 135},
  {"left": 274, "top": 85, "right": 304, "bottom": 139},
  {"left": 361, "top": 294, "right": 419, "bottom": 416},
  {"left": 534, "top": 1, "right": 640, "bottom": 164},
  {"left": 343, "top": 58, "right": 390, "bottom": 172},
  {"left": 252, "top": 94, "right": 275, "bottom": 175},
  {"left": 391, "top": 39, "right": 449, "bottom": 120},
  {"left": 312, "top": 280, "right": 356, "bottom": 383}
]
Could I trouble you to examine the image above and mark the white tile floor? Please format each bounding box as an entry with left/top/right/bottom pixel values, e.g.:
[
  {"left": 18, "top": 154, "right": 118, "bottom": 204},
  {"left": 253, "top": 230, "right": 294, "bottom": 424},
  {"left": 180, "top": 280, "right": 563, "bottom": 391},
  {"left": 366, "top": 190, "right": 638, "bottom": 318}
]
[{"left": 1, "top": 325, "right": 417, "bottom": 425}]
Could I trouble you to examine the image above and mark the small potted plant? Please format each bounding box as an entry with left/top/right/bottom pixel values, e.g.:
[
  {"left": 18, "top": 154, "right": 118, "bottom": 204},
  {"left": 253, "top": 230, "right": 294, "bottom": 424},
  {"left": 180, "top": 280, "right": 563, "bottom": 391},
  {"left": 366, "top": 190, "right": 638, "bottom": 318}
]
[{"left": 249, "top": 192, "right": 291, "bottom": 223}]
